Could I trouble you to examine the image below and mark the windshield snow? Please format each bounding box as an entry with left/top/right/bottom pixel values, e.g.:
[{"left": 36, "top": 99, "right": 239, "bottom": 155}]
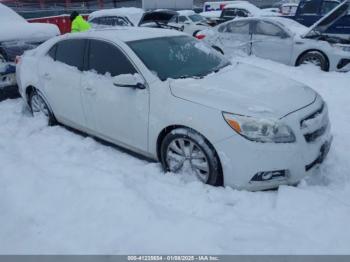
[{"left": 128, "top": 36, "right": 230, "bottom": 81}]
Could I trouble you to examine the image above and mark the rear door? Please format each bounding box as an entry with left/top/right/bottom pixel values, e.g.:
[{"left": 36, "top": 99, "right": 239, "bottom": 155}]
[
  {"left": 80, "top": 39, "right": 149, "bottom": 152},
  {"left": 38, "top": 39, "right": 87, "bottom": 128},
  {"left": 251, "top": 20, "right": 294, "bottom": 65},
  {"left": 216, "top": 19, "right": 252, "bottom": 56}
]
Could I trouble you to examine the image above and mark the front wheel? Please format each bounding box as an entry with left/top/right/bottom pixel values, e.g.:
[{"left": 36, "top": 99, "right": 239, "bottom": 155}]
[
  {"left": 29, "top": 89, "right": 56, "bottom": 126},
  {"left": 297, "top": 51, "right": 329, "bottom": 71},
  {"left": 160, "top": 128, "right": 223, "bottom": 186}
]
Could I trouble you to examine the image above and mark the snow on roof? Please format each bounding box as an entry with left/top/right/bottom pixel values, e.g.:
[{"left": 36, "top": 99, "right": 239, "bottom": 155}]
[
  {"left": 177, "top": 10, "right": 196, "bottom": 16},
  {"left": 199, "top": 10, "right": 222, "bottom": 18},
  {"left": 0, "top": 3, "right": 26, "bottom": 23},
  {"left": 224, "top": 2, "right": 262, "bottom": 16},
  {"left": 88, "top": 7, "right": 144, "bottom": 26}
]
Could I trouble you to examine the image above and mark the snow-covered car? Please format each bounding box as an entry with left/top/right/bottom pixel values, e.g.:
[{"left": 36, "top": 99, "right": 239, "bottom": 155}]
[
  {"left": 0, "top": 3, "right": 59, "bottom": 89},
  {"left": 168, "top": 10, "right": 212, "bottom": 36},
  {"left": 280, "top": 3, "right": 299, "bottom": 16},
  {"left": 17, "top": 27, "right": 332, "bottom": 191},
  {"left": 197, "top": 2, "right": 350, "bottom": 71},
  {"left": 219, "top": 1, "right": 279, "bottom": 20},
  {"left": 88, "top": 7, "right": 144, "bottom": 28},
  {"left": 137, "top": 10, "right": 184, "bottom": 31}
]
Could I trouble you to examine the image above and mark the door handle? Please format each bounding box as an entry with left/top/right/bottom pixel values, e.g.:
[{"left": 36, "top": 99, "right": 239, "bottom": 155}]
[
  {"left": 84, "top": 86, "right": 96, "bottom": 94},
  {"left": 43, "top": 73, "right": 51, "bottom": 80}
]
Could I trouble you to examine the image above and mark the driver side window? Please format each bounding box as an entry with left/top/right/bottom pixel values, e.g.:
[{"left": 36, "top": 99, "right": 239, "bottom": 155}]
[
  {"left": 254, "top": 21, "right": 286, "bottom": 37},
  {"left": 87, "top": 39, "right": 137, "bottom": 77},
  {"left": 218, "top": 20, "right": 250, "bottom": 34}
]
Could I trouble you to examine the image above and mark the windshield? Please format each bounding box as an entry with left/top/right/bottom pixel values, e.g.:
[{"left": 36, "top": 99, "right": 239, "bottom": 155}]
[
  {"left": 128, "top": 36, "right": 230, "bottom": 81},
  {"left": 189, "top": 14, "right": 205, "bottom": 22}
]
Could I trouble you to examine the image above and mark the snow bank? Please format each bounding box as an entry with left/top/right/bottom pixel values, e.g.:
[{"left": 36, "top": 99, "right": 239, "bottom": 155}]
[{"left": 0, "top": 57, "right": 350, "bottom": 254}]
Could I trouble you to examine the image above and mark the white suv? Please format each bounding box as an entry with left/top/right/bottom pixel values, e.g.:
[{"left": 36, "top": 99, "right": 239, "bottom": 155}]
[{"left": 16, "top": 28, "right": 332, "bottom": 190}]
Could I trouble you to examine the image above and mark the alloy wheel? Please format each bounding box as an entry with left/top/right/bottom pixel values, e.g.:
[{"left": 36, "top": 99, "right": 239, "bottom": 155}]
[{"left": 165, "top": 138, "right": 210, "bottom": 183}]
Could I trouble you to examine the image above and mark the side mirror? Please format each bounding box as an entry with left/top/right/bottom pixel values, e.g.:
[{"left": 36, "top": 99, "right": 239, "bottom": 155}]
[{"left": 113, "top": 74, "right": 146, "bottom": 89}]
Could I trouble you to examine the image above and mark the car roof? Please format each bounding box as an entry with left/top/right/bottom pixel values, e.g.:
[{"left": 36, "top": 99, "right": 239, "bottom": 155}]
[{"left": 65, "top": 27, "right": 187, "bottom": 43}]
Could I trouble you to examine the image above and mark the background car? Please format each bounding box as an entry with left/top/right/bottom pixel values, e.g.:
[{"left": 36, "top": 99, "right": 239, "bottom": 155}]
[
  {"left": 168, "top": 10, "right": 212, "bottom": 36},
  {"left": 17, "top": 27, "right": 331, "bottom": 190},
  {"left": 88, "top": 7, "right": 144, "bottom": 28},
  {"left": 280, "top": 3, "right": 299, "bottom": 16},
  {"left": 197, "top": 4, "right": 350, "bottom": 72},
  {"left": 0, "top": 3, "right": 59, "bottom": 90}
]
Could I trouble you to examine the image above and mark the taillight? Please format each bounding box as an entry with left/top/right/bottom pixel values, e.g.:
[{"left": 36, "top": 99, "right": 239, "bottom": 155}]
[
  {"left": 15, "top": 56, "right": 21, "bottom": 64},
  {"left": 195, "top": 34, "right": 206, "bottom": 40}
]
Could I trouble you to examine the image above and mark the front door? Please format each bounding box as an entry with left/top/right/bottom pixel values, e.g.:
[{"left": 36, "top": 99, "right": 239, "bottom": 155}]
[
  {"left": 251, "top": 20, "right": 294, "bottom": 65},
  {"left": 80, "top": 39, "right": 149, "bottom": 152},
  {"left": 216, "top": 19, "right": 252, "bottom": 57}
]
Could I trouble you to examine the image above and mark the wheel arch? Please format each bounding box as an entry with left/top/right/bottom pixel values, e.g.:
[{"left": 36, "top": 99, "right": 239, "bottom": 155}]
[
  {"left": 212, "top": 45, "right": 224, "bottom": 55},
  {"left": 295, "top": 49, "right": 330, "bottom": 71},
  {"left": 156, "top": 124, "right": 224, "bottom": 185}
]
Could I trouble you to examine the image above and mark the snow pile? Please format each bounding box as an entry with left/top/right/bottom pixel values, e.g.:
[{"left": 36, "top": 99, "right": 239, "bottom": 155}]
[{"left": 0, "top": 57, "right": 350, "bottom": 254}]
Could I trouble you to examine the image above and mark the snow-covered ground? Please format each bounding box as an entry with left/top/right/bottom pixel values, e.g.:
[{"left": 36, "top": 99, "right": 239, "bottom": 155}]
[{"left": 1, "top": 57, "right": 350, "bottom": 254}]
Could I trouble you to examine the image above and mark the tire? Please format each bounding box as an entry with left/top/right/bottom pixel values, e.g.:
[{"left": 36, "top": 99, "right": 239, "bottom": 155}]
[
  {"left": 297, "top": 51, "right": 329, "bottom": 71},
  {"left": 212, "top": 46, "right": 224, "bottom": 55},
  {"left": 160, "top": 128, "right": 223, "bottom": 186},
  {"left": 29, "top": 89, "right": 57, "bottom": 126}
]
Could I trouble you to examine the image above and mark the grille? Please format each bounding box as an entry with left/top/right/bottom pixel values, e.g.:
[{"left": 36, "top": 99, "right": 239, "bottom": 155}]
[{"left": 300, "top": 103, "right": 329, "bottom": 143}]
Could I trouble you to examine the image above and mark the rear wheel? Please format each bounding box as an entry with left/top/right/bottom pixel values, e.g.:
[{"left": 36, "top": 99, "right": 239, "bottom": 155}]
[
  {"left": 160, "top": 128, "right": 223, "bottom": 186},
  {"left": 297, "top": 51, "right": 329, "bottom": 71},
  {"left": 29, "top": 89, "right": 56, "bottom": 126}
]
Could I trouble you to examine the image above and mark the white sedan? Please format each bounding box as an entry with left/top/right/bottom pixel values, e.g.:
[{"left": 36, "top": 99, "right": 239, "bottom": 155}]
[
  {"left": 17, "top": 27, "right": 332, "bottom": 190},
  {"left": 197, "top": 1, "right": 350, "bottom": 71},
  {"left": 168, "top": 10, "right": 211, "bottom": 36}
]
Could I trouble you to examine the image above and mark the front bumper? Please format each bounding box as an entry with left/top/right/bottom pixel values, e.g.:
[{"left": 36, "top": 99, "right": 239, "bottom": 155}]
[{"left": 214, "top": 96, "right": 332, "bottom": 191}]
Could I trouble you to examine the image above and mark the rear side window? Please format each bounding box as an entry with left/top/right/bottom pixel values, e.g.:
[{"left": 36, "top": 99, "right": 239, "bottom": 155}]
[
  {"left": 55, "top": 39, "right": 86, "bottom": 70},
  {"left": 99, "top": 16, "right": 130, "bottom": 26},
  {"left": 87, "top": 39, "right": 137, "bottom": 77}
]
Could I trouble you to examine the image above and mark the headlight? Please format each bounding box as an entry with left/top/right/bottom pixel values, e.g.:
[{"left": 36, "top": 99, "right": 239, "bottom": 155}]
[
  {"left": 223, "top": 113, "right": 296, "bottom": 143},
  {"left": 332, "top": 44, "right": 350, "bottom": 52}
]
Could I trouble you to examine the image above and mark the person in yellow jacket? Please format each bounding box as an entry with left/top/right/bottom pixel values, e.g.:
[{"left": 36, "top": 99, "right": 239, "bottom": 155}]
[{"left": 70, "top": 11, "right": 91, "bottom": 33}]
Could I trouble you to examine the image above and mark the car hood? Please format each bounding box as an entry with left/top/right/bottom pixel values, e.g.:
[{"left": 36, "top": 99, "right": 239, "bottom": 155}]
[
  {"left": 0, "top": 22, "right": 59, "bottom": 42},
  {"left": 138, "top": 10, "right": 178, "bottom": 26},
  {"left": 304, "top": 0, "right": 349, "bottom": 38},
  {"left": 169, "top": 62, "right": 317, "bottom": 119}
]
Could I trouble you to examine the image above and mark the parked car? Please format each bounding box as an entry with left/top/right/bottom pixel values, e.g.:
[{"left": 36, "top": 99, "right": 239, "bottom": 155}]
[
  {"left": 0, "top": 3, "right": 59, "bottom": 90},
  {"left": 89, "top": 8, "right": 183, "bottom": 32},
  {"left": 17, "top": 27, "right": 332, "bottom": 190},
  {"left": 197, "top": 3, "right": 350, "bottom": 71},
  {"left": 205, "top": 1, "right": 279, "bottom": 26},
  {"left": 280, "top": 3, "right": 299, "bottom": 16},
  {"left": 168, "top": 10, "right": 212, "bottom": 36},
  {"left": 284, "top": 0, "right": 350, "bottom": 38},
  {"left": 88, "top": 7, "right": 144, "bottom": 28}
]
